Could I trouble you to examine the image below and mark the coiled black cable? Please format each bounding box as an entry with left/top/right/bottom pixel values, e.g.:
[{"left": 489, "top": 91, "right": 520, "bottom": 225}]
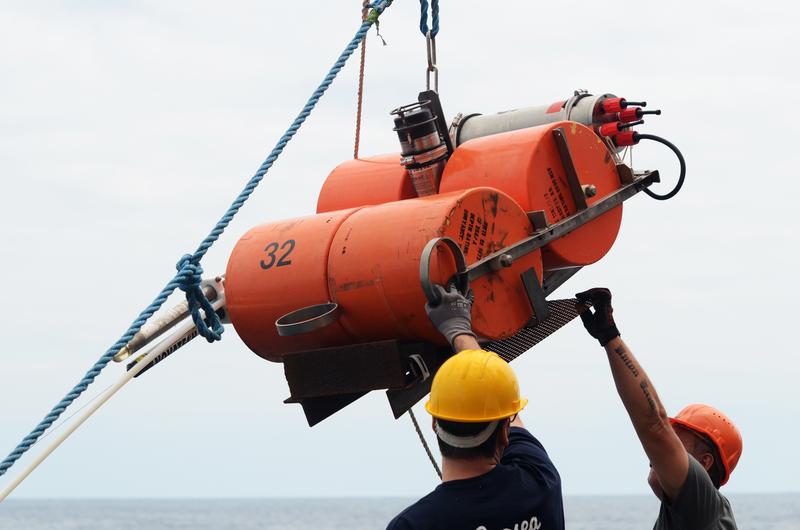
[{"left": 636, "top": 133, "right": 686, "bottom": 200}]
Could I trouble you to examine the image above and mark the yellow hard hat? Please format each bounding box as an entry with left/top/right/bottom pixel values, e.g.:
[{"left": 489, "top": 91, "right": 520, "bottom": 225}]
[{"left": 425, "top": 349, "right": 528, "bottom": 422}]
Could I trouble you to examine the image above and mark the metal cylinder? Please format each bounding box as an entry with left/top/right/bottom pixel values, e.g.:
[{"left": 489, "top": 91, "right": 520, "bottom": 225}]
[
  {"left": 225, "top": 188, "right": 541, "bottom": 362},
  {"left": 440, "top": 121, "right": 623, "bottom": 269},
  {"left": 225, "top": 209, "right": 360, "bottom": 361},
  {"left": 316, "top": 153, "right": 415, "bottom": 213},
  {"left": 392, "top": 102, "right": 449, "bottom": 197},
  {"left": 452, "top": 93, "right": 616, "bottom": 146}
]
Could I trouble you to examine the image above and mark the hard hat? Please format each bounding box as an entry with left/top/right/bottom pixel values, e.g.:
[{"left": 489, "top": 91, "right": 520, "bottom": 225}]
[
  {"left": 670, "top": 404, "right": 742, "bottom": 486},
  {"left": 425, "top": 349, "right": 528, "bottom": 422}
]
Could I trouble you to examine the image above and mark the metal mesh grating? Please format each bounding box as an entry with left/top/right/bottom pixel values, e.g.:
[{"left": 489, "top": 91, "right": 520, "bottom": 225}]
[{"left": 487, "top": 298, "right": 580, "bottom": 362}]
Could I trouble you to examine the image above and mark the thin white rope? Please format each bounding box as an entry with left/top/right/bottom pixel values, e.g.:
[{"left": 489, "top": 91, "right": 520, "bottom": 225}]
[
  {"left": 34, "top": 384, "right": 115, "bottom": 445},
  {"left": 0, "top": 297, "right": 224, "bottom": 502}
]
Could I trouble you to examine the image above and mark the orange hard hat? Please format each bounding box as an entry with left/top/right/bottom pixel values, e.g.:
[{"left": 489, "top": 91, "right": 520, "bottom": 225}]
[{"left": 670, "top": 404, "right": 742, "bottom": 486}]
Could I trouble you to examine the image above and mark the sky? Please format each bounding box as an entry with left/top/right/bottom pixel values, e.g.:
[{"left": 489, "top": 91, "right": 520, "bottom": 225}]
[{"left": 0, "top": 0, "right": 798, "bottom": 499}]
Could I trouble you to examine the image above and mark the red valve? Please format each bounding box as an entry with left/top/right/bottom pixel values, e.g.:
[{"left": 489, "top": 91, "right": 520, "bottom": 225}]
[
  {"left": 613, "top": 131, "right": 639, "bottom": 147},
  {"left": 598, "top": 122, "right": 623, "bottom": 136},
  {"left": 619, "top": 107, "right": 662, "bottom": 122},
  {"left": 598, "top": 119, "right": 644, "bottom": 137},
  {"left": 619, "top": 108, "right": 641, "bottom": 122},
  {"left": 600, "top": 97, "right": 647, "bottom": 114},
  {"left": 601, "top": 97, "right": 625, "bottom": 113}
]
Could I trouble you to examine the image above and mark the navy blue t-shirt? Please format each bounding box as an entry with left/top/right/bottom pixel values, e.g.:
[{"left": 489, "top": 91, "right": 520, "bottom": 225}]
[{"left": 387, "top": 427, "right": 564, "bottom": 530}]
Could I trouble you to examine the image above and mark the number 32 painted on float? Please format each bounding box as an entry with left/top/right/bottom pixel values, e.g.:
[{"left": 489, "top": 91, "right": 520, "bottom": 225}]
[{"left": 260, "top": 239, "right": 295, "bottom": 270}]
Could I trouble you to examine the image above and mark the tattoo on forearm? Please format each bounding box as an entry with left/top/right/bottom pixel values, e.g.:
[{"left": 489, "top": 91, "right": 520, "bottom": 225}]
[
  {"left": 640, "top": 380, "right": 657, "bottom": 414},
  {"left": 614, "top": 345, "right": 640, "bottom": 377}
]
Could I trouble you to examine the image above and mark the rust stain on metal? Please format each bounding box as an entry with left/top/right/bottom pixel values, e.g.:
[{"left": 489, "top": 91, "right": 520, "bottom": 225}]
[
  {"left": 439, "top": 200, "right": 461, "bottom": 236},
  {"left": 337, "top": 279, "right": 378, "bottom": 291},
  {"left": 487, "top": 192, "right": 499, "bottom": 218}
]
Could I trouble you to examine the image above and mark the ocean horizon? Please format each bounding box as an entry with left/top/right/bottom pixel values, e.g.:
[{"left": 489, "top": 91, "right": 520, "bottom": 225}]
[{"left": 1, "top": 493, "right": 798, "bottom": 529}]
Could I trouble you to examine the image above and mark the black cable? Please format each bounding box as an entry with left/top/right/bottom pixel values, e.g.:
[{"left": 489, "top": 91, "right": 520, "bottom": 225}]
[{"left": 636, "top": 133, "right": 686, "bottom": 201}]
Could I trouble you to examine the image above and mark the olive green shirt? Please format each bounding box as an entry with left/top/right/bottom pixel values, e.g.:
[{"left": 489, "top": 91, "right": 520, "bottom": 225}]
[{"left": 653, "top": 455, "right": 737, "bottom": 530}]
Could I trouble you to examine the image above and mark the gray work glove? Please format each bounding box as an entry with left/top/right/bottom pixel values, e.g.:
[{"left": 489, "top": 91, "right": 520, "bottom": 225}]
[{"left": 425, "top": 284, "right": 476, "bottom": 348}]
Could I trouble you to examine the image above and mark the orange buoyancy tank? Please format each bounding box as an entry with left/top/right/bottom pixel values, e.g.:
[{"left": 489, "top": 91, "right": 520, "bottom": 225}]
[
  {"left": 226, "top": 188, "right": 541, "bottom": 361},
  {"left": 225, "top": 208, "right": 360, "bottom": 361},
  {"left": 316, "top": 153, "right": 415, "bottom": 213},
  {"left": 329, "top": 187, "right": 541, "bottom": 345},
  {"left": 439, "top": 121, "right": 623, "bottom": 269}
]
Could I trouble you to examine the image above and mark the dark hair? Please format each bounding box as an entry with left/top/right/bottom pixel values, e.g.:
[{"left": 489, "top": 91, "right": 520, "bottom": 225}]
[
  {"left": 696, "top": 435, "right": 724, "bottom": 488},
  {"left": 436, "top": 419, "right": 504, "bottom": 460}
]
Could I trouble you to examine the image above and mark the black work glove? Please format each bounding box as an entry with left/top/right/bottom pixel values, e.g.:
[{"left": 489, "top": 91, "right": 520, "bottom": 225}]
[
  {"left": 575, "top": 287, "right": 620, "bottom": 346},
  {"left": 425, "top": 284, "right": 476, "bottom": 348}
]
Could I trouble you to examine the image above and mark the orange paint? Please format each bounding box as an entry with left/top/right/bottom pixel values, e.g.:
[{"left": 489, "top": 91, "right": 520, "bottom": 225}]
[
  {"left": 226, "top": 188, "right": 540, "bottom": 361},
  {"left": 316, "top": 153, "right": 415, "bottom": 213},
  {"left": 440, "top": 121, "right": 622, "bottom": 269},
  {"left": 329, "top": 188, "right": 540, "bottom": 345},
  {"left": 225, "top": 209, "right": 360, "bottom": 361}
]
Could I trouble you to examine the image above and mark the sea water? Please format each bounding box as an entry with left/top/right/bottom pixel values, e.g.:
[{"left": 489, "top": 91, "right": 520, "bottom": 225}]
[{"left": 0, "top": 494, "right": 797, "bottom": 529}]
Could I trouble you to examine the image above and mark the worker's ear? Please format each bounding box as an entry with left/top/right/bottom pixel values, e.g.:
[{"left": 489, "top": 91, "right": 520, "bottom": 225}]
[
  {"left": 431, "top": 417, "right": 436, "bottom": 433},
  {"left": 698, "top": 451, "right": 715, "bottom": 473},
  {"left": 497, "top": 418, "right": 511, "bottom": 448}
]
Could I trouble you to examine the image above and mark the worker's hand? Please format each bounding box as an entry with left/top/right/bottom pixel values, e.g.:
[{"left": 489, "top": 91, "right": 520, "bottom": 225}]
[
  {"left": 425, "top": 284, "right": 476, "bottom": 348},
  {"left": 575, "top": 287, "right": 620, "bottom": 346}
]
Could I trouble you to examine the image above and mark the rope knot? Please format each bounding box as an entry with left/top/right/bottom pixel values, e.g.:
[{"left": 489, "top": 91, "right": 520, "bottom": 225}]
[
  {"left": 367, "top": 0, "right": 392, "bottom": 23},
  {"left": 0, "top": 0, "right": 396, "bottom": 481},
  {"left": 176, "top": 254, "right": 202, "bottom": 291},
  {"left": 176, "top": 254, "right": 224, "bottom": 343}
]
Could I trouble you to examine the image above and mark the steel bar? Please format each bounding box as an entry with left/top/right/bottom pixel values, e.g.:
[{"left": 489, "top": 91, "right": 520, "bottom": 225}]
[{"left": 467, "top": 171, "right": 659, "bottom": 282}]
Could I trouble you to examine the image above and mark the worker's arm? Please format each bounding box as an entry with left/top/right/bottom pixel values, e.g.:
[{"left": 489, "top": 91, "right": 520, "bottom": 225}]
[
  {"left": 433, "top": 294, "right": 527, "bottom": 431},
  {"left": 425, "top": 284, "right": 477, "bottom": 349},
  {"left": 453, "top": 334, "right": 480, "bottom": 352},
  {"left": 576, "top": 288, "right": 688, "bottom": 501}
]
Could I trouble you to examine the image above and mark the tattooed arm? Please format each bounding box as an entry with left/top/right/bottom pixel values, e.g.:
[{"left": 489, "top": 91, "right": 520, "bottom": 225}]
[
  {"left": 603, "top": 336, "right": 688, "bottom": 500},
  {"left": 576, "top": 288, "right": 688, "bottom": 501}
]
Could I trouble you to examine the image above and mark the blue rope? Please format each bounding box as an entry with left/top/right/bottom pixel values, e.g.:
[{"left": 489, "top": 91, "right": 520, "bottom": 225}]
[
  {"left": 176, "top": 255, "right": 224, "bottom": 342},
  {"left": 0, "top": 0, "right": 394, "bottom": 479},
  {"left": 419, "top": 0, "right": 439, "bottom": 37}
]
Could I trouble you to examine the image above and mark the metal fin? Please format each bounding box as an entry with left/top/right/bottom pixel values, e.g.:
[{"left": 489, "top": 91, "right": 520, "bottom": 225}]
[{"left": 486, "top": 298, "right": 580, "bottom": 362}]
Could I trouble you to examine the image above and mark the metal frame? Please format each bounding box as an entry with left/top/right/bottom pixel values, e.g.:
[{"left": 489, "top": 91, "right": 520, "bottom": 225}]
[
  {"left": 541, "top": 267, "right": 583, "bottom": 297},
  {"left": 418, "top": 90, "right": 454, "bottom": 154},
  {"left": 467, "top": 169, "right": 659, "bottom": 284},
  {"left": 275, "top": 302, "right": 340, "bottom": 337},
  {"left": 552, "top": 127, "right": 589, "bottom": 211},
  {"left": 419, "top": 236, "right": 469, "bottom": 305},
  {"left": 521, "top": 268, "right": 550, "bottom": 322},
  {"left": 280, "top": 142, "right": 660, "bottom": 426},
  {"left": 282, "top": 339, "right": 448, "bottom": 426}
]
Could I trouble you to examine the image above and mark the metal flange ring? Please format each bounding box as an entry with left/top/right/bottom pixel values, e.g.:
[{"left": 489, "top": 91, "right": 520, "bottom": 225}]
[
  {"left": 275, "top": 302, "right": 340, "bottom": 337},
  {"left": 419, "top": 237, "right": 469, "bottom": 306}
]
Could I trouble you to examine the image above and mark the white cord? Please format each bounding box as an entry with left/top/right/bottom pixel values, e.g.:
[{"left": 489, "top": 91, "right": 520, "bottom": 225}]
[{"left": 0, "top": 296, "right": 224, "bottom": 502}]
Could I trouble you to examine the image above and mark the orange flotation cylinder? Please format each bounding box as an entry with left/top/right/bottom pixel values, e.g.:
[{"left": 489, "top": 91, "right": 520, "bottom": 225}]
[
  {"left": 226, "top": 188, "right": 541, "bottom": 362},
  {"left": 225, "top": 208, "right": 360, "bottom": 361},
  {"left": 440, "top": 121, "right": 622, "bottom": 269},
  {"left": 316, "top": 153, "right": 414, "bottom": 213}
]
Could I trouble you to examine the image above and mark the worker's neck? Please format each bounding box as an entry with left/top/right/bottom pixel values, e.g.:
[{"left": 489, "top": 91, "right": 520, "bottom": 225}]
[{"left": 441, "top": 456, "right": 496, "bottom": 482}]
